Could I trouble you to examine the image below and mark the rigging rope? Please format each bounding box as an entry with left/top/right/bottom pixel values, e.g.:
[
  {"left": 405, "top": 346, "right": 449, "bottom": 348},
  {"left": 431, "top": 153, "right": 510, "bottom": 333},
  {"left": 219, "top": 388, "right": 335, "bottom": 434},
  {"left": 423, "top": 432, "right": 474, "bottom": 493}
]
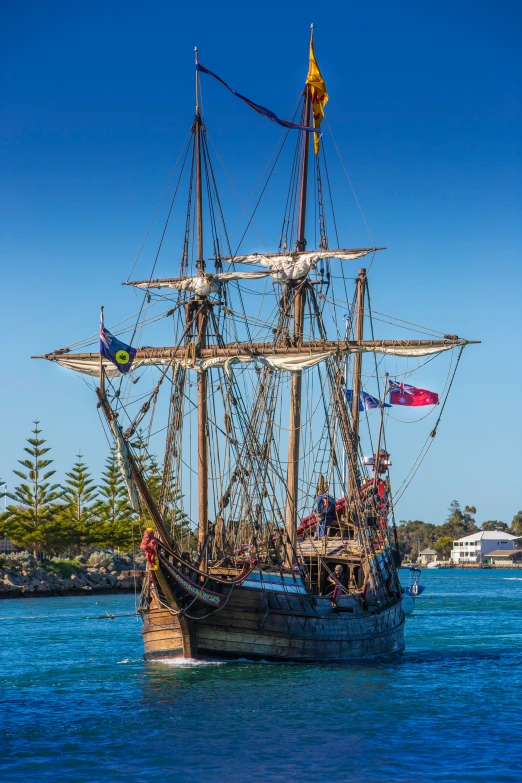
[
  {"left": 325, "top": 116, "right": 376, "bottom": 252},
  {"left": 392, "top": 345, "right": 465, "bottom": 506}
]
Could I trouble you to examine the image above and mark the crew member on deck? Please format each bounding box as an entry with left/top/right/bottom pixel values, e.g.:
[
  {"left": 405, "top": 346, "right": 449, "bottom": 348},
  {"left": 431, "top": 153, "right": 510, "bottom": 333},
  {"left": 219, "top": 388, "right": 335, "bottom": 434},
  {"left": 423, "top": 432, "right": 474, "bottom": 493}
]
[
  {"left": 315, "top": 486, "right": 336, "bottom": 538},
  {"left": 327, "top": 564, "right": 348, "bottom": 591},
  {"left": 327, "top": 564, "right": 348, "bottom": 606}
]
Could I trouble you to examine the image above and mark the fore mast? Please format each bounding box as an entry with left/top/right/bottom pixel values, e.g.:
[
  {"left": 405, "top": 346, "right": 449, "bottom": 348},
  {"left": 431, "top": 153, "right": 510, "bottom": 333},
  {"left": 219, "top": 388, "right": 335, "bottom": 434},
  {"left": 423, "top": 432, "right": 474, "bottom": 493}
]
[{"left": 193, "top": 50, "right": 209, "bottom": 572}]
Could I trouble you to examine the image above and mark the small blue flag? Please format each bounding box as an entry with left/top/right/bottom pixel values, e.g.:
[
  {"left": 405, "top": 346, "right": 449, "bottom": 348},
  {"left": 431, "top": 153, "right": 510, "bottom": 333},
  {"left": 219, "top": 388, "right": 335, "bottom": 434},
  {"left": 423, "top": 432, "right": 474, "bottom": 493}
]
[
  {"left": 346, "top": 389, "right": 391, "bottom": 411},
  {"left": 100, "top": 323, "right": 137, "bottom": 374}
]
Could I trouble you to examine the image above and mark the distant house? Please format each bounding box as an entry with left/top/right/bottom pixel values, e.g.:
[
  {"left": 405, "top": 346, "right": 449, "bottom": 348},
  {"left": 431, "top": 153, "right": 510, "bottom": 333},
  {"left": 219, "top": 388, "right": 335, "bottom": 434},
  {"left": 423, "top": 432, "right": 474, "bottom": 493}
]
[
  {"left": 485, "top": 550, "right": 522, "bottom": 565},
  {"left": 451, "top": 531, "right": 517, "bottom": 564},
  {"left": 419, "top": 547, "right": 437, "bottom": 565}
]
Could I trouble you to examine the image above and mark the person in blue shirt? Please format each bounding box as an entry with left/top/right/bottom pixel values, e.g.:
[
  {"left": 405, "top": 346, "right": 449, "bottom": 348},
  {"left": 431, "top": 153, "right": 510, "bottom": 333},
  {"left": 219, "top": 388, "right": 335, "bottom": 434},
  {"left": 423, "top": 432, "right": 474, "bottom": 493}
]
[{"left": 315, "top": 488, "right": 336, "bottom": 538}]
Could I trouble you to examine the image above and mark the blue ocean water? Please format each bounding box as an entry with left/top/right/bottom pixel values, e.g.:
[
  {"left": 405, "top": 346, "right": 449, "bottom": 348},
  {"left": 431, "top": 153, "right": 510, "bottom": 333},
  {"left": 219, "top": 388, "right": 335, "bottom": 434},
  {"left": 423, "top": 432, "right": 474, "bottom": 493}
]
[{"left": 1, "top": 569, "right": 521, "bottom": 783}]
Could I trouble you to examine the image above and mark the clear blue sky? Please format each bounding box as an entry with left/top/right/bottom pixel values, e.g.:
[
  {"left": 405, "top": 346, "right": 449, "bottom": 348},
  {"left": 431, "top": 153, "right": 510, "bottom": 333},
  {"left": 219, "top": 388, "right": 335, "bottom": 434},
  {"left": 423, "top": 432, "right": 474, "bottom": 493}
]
[{"left": 1, "top": 0, "right": 520, "bottom": 526}]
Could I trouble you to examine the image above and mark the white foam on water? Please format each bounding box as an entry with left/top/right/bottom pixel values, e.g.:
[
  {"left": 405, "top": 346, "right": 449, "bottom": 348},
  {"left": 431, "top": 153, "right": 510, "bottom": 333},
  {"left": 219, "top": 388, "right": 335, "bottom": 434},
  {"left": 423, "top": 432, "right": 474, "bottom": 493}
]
[
  {"left": 502, "top": 577, "right": 522, "bottom": 581},
  {"left": 155, "top": 657, "right": 232, "bottom": 667},
  {"left": 117, "top": 658, "right": 141, "bottom": 664},
  {"left": 154, "top": 656, "right": 293, "bottom": 667}
]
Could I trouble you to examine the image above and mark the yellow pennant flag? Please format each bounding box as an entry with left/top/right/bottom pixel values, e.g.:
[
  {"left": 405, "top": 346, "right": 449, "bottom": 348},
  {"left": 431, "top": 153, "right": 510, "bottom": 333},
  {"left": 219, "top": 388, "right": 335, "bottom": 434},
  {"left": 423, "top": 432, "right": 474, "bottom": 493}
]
[{"left": 306, "top": 35, "right": 328, "bottom": 155}]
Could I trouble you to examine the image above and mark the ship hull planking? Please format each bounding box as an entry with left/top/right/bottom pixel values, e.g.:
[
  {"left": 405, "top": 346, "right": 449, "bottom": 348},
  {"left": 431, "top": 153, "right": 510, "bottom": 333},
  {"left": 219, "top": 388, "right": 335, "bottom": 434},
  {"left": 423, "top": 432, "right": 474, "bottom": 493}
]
[{"left": 141, "top": 583, "right": 405, "bottom": 662}]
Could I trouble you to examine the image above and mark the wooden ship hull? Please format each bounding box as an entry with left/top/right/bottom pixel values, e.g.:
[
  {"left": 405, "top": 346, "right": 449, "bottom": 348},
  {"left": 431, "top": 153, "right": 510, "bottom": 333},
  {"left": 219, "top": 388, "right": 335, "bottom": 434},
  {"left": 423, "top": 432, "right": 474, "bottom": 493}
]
[
  {"left": 141, "top": 576, "right": 405, "bottom": 663},
  {"left": 138, "top": 533, "right": 405, "bottom": 662},
  {"left": 35, "top": 33, "right": 477, "bottom": 669}
]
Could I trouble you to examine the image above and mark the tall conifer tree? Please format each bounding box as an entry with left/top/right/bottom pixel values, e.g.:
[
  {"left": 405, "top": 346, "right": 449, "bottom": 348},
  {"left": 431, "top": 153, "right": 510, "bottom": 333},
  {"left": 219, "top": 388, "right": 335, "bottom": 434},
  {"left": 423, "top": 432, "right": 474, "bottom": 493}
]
[
  {"left": 131, "top": 431, "right": 162, "bottom": 528},
  {"left": 94, "top": 448, "right": 136, "bottom": 550},
  {"left": 133, "top": 432, "right": 192, "bottom": 542},
  {"left": 511, "top": 511, "right": 522, "bottom": 536},
  {"left": 132, "top": 432, "right": 162, "bottom": 502},
  {"left": 60, "top": 453, "right": 98, "bottom": 550},
  {"left": 0, "top": 422, "right": 63, "bottom": 558}
]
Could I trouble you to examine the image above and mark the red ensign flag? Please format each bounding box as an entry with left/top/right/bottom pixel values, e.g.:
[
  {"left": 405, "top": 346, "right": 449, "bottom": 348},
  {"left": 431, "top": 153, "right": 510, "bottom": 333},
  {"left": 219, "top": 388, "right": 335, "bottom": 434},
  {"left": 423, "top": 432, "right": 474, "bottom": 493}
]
[{"left": 389, "top": 381, "right": 439, "bottom": 407}]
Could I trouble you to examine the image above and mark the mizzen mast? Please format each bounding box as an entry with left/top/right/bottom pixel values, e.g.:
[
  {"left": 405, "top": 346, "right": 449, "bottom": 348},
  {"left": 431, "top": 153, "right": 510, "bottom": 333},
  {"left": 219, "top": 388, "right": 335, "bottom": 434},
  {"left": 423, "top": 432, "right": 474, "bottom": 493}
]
[
  {"left": 351, "top": 267, "right": 367, "bottom": 456},
  {"left": 194, "top": 48, "right": 209, "bottom": 570}
]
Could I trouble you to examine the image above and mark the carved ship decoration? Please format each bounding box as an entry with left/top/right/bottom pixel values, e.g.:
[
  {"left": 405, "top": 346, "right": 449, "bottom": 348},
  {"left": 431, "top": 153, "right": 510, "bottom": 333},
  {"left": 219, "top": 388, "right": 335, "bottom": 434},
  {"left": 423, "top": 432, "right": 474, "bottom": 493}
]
[{"left": 35, "top": 32, "right": 478, "bottom": 661}]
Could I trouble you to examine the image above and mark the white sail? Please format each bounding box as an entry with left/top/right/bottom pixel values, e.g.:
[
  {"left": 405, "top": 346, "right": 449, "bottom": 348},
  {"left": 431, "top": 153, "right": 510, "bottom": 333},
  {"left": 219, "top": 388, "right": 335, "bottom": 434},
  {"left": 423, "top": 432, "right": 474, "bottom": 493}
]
[
  {"left": 183, "top": 352, "right": 333, "bottom": 374},
  {"left": 125, "top": 270, "right": 271, "bottom": 296},
  {"left": 223, "top": 248, "right": 377, "bottom": 281},
  {"left": 46, "top": 353, "right": 327, "bottom": 375},
  {"left": 39, "top": 339, "right": 465, "bottom": 377},
  {"left": 362, "top": 344, "right": 458, "bottom": 357},
  {"left": 49, "top": 357, "right": 169, "bottom": 378},
  {"left": 176, "top": 342, "right": 459, "bottom": 371},
  {"left": 125, "top": 249, "right": 379, "bottom": 291}
]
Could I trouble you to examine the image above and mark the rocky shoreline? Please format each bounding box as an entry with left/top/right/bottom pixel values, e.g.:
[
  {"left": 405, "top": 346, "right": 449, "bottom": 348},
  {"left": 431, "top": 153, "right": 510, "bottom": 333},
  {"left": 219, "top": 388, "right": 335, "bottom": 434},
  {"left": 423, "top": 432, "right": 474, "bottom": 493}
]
[
  {"left": 0, "top": 551, "right": 145, "bottom": 599},
  {"left": 0, "top": 567, "right": 144, "bottom": 598}
]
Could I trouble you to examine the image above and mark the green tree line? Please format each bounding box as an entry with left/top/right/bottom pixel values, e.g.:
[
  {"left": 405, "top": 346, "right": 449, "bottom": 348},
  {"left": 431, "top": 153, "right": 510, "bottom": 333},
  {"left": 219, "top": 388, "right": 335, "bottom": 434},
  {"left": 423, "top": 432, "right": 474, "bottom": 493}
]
[
  {"left": 398, "top": 500, "right": 522, "bottom": 560},
  {"left": 0, "top": 421, "right": 163, "bottom": 558}
]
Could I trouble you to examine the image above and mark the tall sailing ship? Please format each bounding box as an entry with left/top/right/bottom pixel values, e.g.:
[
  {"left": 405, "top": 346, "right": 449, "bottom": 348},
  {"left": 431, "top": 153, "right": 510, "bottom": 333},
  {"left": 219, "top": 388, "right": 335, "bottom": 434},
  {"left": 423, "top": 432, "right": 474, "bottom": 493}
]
[{"left": 35, "top": 31, "right": 477, "bottom": 661}]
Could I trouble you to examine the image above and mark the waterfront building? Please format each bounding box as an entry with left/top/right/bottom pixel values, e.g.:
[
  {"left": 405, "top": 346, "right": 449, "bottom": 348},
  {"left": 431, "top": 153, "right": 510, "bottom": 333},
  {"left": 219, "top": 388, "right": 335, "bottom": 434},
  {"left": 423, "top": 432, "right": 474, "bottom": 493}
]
[
  {"left": 485, "top": 550, "right": 522, "bottom": 565},
  {"left": 419, "top": 548, "right": 437, "bottom": 565},
  {"left": 451, "top": 531, "right": 517, "bottom": 564}
]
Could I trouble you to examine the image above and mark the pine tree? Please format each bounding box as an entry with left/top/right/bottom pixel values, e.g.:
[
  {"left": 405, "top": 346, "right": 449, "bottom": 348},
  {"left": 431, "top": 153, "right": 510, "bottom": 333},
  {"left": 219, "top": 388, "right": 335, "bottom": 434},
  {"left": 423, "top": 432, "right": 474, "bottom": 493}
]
[
  {"left": 131, "top": 431, "right": 162, "bottom": 528},
  {"left": 93, "top": 448, "right": 136, "bottom": 550},
  {"left": 438, "top": 500, "right": 478, "bottom": 539},
  {"left": 511, "top": 511, "right": 522, "bottom": 536},
  {"left": 433, "top": 535, "right": 455, "bottom": 560},
  {"left": 0, "top": 422, "right": 64, "bottom": 558},
  {"left": 396, "top": 520, "right": 437, "bottom": 559},
  {"left": 481, "top": 520, "right": 508, "bottom": 532},
  {"left": 132, "top": 432, "right": 162, "bottom": 502},
  {"left": 59, "top": 453, "right": 98, "bottom": 551}
]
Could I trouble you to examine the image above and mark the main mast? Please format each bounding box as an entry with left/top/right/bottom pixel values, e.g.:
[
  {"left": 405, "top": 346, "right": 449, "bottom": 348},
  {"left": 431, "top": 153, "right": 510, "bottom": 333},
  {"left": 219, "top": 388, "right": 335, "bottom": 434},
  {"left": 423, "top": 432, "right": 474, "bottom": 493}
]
[
  {"left": 194, "top": 50, "right": 209, "bottom": 570},
  {"left": 284, "top": 72, "right": 312, "bottom": 561}
]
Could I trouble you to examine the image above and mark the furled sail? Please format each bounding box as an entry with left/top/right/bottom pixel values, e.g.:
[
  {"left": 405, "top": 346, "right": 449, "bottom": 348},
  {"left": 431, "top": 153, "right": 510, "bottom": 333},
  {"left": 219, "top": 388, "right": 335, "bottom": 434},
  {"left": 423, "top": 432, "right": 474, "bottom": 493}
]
[
  {"left": 32, "top": 355, "right": 168, "bottom": 378},
  {"left": 183, "top": 352, "right": 333, "bottom": 374},
  {"left": 218, "top": 248, "right": 381, "bottom": 281},
  {"left": 108, "top": 417, "right": 141, "bottom": 513},
  {"left": 124, "top": 270, "right": 271, "bottom": 296},
  {"left": 34, "top": 338, "right": 473, "bottom": 376},
  {"left": 124, "top": 249, "right": 383, "bottom": 292}
]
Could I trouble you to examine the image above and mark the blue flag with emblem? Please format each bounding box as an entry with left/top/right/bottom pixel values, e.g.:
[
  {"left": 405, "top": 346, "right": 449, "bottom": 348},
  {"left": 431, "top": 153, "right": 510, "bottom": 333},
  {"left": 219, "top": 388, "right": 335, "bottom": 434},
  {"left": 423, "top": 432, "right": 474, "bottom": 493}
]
[
  {"left": 100, "top": 318, "right": 137, "bottom": 374},
  {"left": 346, "top": 389, "right": 391, "bottom": 411}
]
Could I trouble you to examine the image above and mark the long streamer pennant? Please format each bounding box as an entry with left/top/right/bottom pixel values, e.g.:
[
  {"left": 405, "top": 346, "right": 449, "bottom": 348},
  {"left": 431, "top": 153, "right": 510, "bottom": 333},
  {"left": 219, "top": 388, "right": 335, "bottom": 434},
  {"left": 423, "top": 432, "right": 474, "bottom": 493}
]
[{"left": 195, "top": 61, "right": 318, "bottom": 133}]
